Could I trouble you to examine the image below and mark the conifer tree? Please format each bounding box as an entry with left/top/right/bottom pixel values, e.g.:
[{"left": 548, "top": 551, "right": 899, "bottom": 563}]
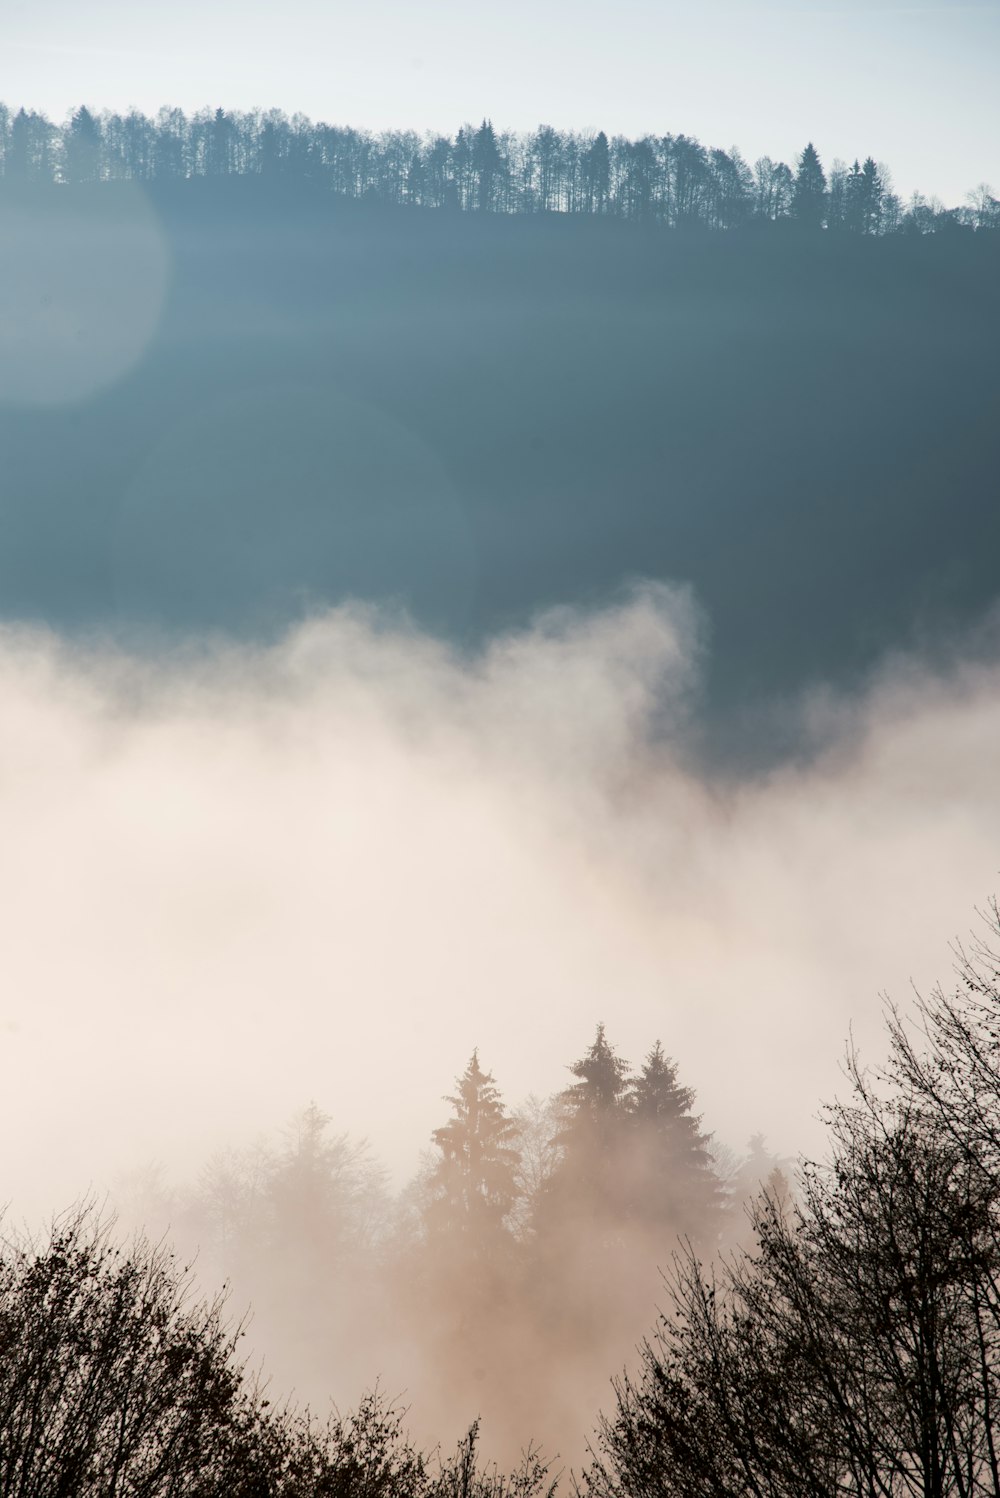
[
  {"left": 561, "top": 1023, "right": 631, "bottom": 1128},
  {"left": 557, "top": 1023, "right": 631, "bottom": 1165},
  {"left": 626, "top": 1041, "right": 724, "bottom": 1245},
  {"left": 537, "top": 1024, "right": 632, "bottom": 1228},
  {"left": 426, "top": 1051, "right": 521, "bottom": 1255},
  {"left": 847, "top": 156, "right": 884, "bottom": 234},
  {"left": 64, "top": 106, "right": 102, "bottom": 184},
  {"left": 586, "top": 131, "right": 611, "bottom": 213},
  {"left": 472, "top": 119, "right": 503, "bottom": 212},
  {"left": 791, "top": 140, "right": 827, "bottom": 227}
]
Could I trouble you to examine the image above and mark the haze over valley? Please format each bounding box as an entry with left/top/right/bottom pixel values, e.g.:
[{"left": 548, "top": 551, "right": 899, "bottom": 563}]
[{"left": 1, "top": 20, "right": 999, "bottom": 1488}]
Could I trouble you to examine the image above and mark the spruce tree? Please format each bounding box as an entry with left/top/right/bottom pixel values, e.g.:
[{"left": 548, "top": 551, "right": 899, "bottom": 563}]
[
  {"left": 472, "top": 119, "right": 502, "bottom": 211},
  {"left": 857, "top": 156, "right": 884, "bottom": 234},
  {"left": 791, "top": 141, "right": 827, "bottom": 228},
  {"left": 587, "top": 131, "right": 611, "bottom": 213},
  {"left": 561, "top": 1022, "right": 631, "bottom": 1128},
  {"left": 538, "top": 1023, "right": 632, "bottom": 1228},
  {"left": 626, "top": 1042, "right": 724, "bottom": 1245},
  {"left": 426, "top": 1051, "right": 521, "bottom": 1255},
  {"left": 64, "top": 106, "right": 102, "bottom": 184},
  {"left": 558, "top": 1024, "right": 631, "bottom": 1165}
]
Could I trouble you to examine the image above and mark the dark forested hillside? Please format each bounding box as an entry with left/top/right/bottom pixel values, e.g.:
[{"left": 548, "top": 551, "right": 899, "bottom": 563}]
[{"left": 2, "top": 172, "right": 998, "bottom": 761}]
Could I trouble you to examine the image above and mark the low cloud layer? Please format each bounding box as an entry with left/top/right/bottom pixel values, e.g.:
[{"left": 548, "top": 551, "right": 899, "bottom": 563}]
[{"left": 2, "top": 583, "right": 999, "bottom": 1223}]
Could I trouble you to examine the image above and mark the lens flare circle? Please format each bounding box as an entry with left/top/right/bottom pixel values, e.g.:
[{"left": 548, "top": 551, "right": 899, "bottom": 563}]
[{"left": 0, "top": 182, "right": 170, "bottom": 408}]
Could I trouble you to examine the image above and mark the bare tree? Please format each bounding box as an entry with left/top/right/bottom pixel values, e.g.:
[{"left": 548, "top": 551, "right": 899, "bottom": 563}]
[
  {"left": 588, "top": 933, "right": 1000, "bottom": 1498},
  {"left": 0, "top": 1205, "right": 276, "bottom": 1494}
]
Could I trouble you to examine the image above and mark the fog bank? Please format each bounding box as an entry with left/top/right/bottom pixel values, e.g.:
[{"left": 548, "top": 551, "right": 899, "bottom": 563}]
[{"left": 2, "top": 583, "right": 998, "bottom": 1222}]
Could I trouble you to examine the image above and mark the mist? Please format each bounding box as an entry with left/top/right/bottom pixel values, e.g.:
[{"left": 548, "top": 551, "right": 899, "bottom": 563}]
[
  {"left": 3, "top": 584, "right": 1000, "bottom": 1463},
  {"left": 2, "top": 0, "right": 999, "bottom": 1483},
  {"left": 2, "top": 580, "right": 997, "bottom": 1199}
]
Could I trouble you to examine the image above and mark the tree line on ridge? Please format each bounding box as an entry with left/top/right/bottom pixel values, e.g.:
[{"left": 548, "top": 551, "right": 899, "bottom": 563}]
[{"left": 2, "top": 103, "right": 997, "bottom": 234}]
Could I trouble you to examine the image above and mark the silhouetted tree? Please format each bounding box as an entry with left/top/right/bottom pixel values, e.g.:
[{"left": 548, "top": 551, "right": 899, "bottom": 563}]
[
  {"left": 551, "top": 1024, "right": 630, "bottom": 1207},
  {"left": 706, "top": 148, "right": 752, "bottom": 230},
  {"left": 618, "top": 137, "right": 658, "bottom": 223},
  {"left": 791, "top": 141, "right": 827, "bottom": 228},
  {"left": 594, "top": 1119, "right": 1000, "bottom": 1497},
  {"left": 624, "top": 1042, "right": 725, "bottom": 1246},
  {"left": 852, "top": 156, "right": 885, "bottom": 234},
  {"left": 109, "top": 108, "right": 156, "bottom": 180},
  {"left": 965, "top": 183, "right": 1000, "bottom": 231},
  {"left": 529, "top": 1025, "right": 637, "bottom": 1262},
  {"left": 840, "top": 157, "right": 884, "bottom": 234},
  {"left": 426, "top": 1052, "right": 522, "bottom": 1257},
  {"left": 528, "top": 125, "right": 564, "bottom": 213},
  {"left": 63, "top": 106, "right": 102, "bottom": 184},
  {"left": 585, "top": 131, "right": 611, "bottom": 214},
  {"left": 0, "top": 1203, "right": 559, "bottom": 1495},
  {"left": 472, "top": 120, "right": 504, "bottom": 212},
  {"left": 753, "top": 155, "right": 794, "bottom": 222},
  {"left": 588, "top": 915, "right": 1000, "bottom": 1498},
  {"left": 150, "top": 106, "right": 186, "bottom": 179},
  {"left": 563, "top": 1023, "right": 630, "bottom": 1124},
  {"left": 667, "top": 135, "right": 710, "bottom": 227},
  {"left": 0, "top": 1206, "right": 279, "bottom": 1493},
  {"left": 6, "top": 107, "right": 54, "bottom": 181},
  {"left": 884, "top": 897, "right": 1000, "bottom": 1216},
  {"left": 202, "top": 107, "right": 235, "bottom": 177}
]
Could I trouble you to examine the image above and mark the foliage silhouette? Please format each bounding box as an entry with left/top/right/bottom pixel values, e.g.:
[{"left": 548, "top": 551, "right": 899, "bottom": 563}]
[
  {"left": 0, "top": 1205, "right": 559, "bottom": 1496},
  {"left": 426, "top": 1053, "right": 522, "bottom": 1258},
  {"left": 587, "top": 908, "right": 1000, "bottom": 1498},
  {"left": 1, "top": 102, "right": 996, "bottom": 231}
]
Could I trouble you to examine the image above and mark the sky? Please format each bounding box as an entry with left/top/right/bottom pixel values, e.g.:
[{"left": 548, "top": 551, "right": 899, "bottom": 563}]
[{"left": 3, "top": 0, "right": 998, "bottom": 203}]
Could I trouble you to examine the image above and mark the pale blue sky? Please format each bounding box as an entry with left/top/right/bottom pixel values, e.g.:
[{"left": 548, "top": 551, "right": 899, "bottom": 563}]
[{"left": 2, "top": 0, "right": 997, "bottom": 202}]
